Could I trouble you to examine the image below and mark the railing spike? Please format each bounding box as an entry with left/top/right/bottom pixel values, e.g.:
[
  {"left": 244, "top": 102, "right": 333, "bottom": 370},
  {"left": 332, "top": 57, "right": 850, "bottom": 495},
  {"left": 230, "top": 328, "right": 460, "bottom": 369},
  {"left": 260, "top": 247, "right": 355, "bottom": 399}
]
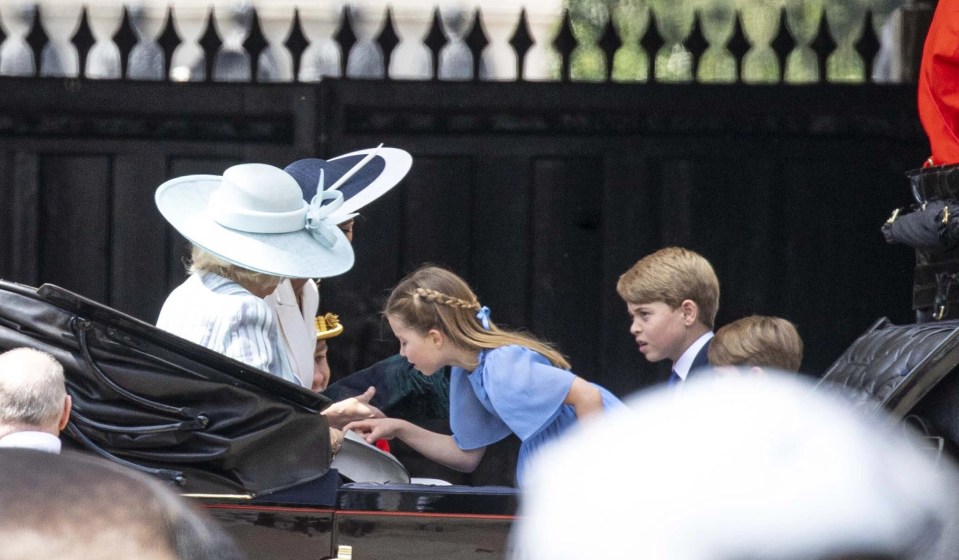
[
  {"left": 508, "top": 8, "right": 534, "bottom": 80},
  {"left": 25, "top": 5, "right": 48, "bottom": 77},
  {"left": 333, "top": 5, "right": 357, "bottom": 78},
  {"left": 770, "top": 7, "right": 797, "bottom": 83},
  {"left": 854, "top": 8, "right": 881, "bottom": 83},
  {"left": 598, "top": 9, "right": 623, "bottom": 82},
  {"left": 727, "top": 13, "right": 751, "bottom": 83},
  {"left": 243, "top": 8, "right": 268, "bottom": 82},
  {"left": 72, "top": 6, "right": 96, "bottom": 78},
  {"left": 639, "top": 11, "right": 665, "bottom": 83},
  {"left": 0, "top": 10, "right": 7, "bottom": 58},
  {"left": 552, "top": 9, "right": 576, "bottom": 82},
  {"left": 683, "top": 10, "right": 708, "bottom": 82},
  {"left": 113, "top": 6, "right": 140, "bottom": 79},
  {"left": 464, "top": 7, "right": 490, "bottom": 80},
  {"left": 197, "top": 8, "right": 223, "bottom": 81},
  {"left": 157, "top": 6, "right": 181, "bottom": 81},
  {"left": 376, "top": 6, "right": 401, "bottom": 79},
  {"left": 284, "top": 8, "right": 309, "bottom": 82},
  {"left": 423, "top": 7, "right": 447, "bottom": 80},
  {"left": 809, "top": 8, "right": 838, "bottom": 83}
]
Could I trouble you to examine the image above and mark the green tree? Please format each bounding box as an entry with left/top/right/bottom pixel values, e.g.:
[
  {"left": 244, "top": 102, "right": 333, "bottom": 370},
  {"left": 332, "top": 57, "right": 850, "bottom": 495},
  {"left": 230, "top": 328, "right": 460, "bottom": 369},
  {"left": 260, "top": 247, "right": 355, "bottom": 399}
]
[{"left": 562, "top": 0, "right": 907, "bottom": 82}]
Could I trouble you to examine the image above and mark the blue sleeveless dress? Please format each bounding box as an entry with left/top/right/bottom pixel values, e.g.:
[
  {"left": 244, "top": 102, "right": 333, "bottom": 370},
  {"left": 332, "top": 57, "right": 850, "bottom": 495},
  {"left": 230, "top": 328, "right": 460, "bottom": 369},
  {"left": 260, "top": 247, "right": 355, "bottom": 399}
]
[{"left": 449, "top": 345, "right": 624, "bottom": 485}]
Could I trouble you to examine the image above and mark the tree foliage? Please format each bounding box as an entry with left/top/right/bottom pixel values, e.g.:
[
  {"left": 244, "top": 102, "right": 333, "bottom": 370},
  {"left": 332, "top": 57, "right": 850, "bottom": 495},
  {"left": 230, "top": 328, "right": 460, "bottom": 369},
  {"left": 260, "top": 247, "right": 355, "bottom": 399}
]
[{"left": 561, "top": 0, "right": 909, "bottom": 82}]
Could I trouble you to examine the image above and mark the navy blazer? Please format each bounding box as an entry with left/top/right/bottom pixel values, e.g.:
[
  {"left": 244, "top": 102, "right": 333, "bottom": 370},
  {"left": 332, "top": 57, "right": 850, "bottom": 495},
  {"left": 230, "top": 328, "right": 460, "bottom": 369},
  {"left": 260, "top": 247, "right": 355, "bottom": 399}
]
[{"left": 685, "top": 338, "right": 712, "bottom": 380}]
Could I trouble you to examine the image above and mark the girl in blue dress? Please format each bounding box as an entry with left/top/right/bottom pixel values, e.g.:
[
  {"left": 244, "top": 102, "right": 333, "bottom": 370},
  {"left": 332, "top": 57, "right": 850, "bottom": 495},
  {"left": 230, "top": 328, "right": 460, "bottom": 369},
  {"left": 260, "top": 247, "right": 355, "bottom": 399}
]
[{"left": 344, "top": 265, "right": 624, "bottom": 486}]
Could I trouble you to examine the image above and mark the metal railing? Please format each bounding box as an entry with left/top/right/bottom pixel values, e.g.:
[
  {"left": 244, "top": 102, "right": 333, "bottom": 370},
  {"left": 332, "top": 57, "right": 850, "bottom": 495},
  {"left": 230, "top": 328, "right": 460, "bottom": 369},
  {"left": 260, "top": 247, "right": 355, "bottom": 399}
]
[{"left": 0, "top": 1, "right": 932, "bottom": 84}]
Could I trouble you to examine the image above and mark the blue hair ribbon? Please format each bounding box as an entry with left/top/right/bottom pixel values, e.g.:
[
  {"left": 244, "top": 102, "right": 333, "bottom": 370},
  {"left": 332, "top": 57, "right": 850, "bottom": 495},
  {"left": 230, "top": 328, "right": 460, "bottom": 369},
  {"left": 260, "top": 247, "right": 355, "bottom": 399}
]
[{"left": 476, "top": 306, "right": 491, "bottom": 330}]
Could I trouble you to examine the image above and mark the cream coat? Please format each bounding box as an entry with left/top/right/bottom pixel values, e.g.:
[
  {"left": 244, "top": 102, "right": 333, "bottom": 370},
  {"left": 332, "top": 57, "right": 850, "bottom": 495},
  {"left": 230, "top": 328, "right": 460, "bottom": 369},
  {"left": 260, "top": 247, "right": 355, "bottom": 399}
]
[{"left": 265, "top": 279, "right": 319, "bottom": 389}]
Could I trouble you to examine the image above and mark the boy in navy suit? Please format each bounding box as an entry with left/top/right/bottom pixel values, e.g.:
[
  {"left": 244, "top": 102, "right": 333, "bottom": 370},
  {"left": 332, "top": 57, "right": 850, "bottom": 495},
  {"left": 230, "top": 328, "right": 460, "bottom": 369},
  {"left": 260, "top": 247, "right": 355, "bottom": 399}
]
[{"left": 616, "top": 247, "right": 719, "bottom": 386}]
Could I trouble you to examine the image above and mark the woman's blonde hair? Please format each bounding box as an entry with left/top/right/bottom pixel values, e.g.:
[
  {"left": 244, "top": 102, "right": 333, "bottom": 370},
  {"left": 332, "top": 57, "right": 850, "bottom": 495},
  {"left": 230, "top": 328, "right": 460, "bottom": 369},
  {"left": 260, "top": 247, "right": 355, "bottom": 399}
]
[
  {"left": 188, "top": 245, "right": 282, "bottom": 295},
  {"left": 385, "top": 266, "right": 570, "bottom": 369},
  {"left": 708, "top": 315, "right": 803, "bottom": 372}
]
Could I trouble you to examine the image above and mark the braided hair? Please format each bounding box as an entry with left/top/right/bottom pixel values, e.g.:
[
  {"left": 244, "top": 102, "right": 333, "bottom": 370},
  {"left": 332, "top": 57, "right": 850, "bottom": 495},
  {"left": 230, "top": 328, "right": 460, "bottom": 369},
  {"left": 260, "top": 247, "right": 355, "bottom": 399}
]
[{"left": 385, "top": 266, "right": 570, "bottom": 369}]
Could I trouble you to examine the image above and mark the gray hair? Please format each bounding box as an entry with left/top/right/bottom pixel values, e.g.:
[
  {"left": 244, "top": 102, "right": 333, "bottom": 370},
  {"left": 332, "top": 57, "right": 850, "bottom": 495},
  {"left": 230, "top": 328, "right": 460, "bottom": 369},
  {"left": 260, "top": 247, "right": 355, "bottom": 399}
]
[{"left": 0, "top": 347, "right": 67, "bottom": 427}]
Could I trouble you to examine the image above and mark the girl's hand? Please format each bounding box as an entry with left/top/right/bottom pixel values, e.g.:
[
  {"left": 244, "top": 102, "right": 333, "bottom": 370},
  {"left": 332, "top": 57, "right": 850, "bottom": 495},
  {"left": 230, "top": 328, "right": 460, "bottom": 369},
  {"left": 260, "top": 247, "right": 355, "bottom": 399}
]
[{"left": 344, "top": 418, "right": 405, "bottom": 445}]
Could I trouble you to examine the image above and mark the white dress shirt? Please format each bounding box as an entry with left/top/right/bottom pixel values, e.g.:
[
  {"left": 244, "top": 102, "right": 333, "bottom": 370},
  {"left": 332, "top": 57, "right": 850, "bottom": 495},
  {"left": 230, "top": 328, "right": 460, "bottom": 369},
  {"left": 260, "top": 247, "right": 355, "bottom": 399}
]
[
  {"left": 673, "top": 331, "right": 714, "bottom": 381},
  {"left": 0, "top": 431, "right": 61, "bottom": 454}
]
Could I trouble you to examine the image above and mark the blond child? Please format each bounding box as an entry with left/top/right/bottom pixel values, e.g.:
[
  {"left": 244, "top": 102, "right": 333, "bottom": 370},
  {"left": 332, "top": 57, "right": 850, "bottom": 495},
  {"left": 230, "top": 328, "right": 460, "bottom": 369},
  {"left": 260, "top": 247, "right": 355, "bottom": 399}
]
[
  {"left": 344, "top": 265, "right": 623, "bottom": 486},
  {"left": 708, "top": 315, "right": 803, "bottom": 374},
  {"left": 616, "top": 247, "right": 720, "bottom": 385}
]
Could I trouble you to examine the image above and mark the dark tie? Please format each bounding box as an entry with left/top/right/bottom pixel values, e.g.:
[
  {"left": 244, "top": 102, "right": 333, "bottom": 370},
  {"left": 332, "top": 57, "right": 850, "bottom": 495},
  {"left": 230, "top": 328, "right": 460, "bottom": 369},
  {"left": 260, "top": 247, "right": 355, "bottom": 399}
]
[{"left": 668, "top": 370, "right": 681, "bottom": 386}]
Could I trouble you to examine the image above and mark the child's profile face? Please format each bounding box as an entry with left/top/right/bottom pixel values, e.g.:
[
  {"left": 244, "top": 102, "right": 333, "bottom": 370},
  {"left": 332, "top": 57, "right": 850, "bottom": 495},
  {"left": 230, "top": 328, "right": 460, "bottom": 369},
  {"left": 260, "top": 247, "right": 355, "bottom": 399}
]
[
  {"left": 387, "top": 314, "right": 444, "bottom": 376},
  {"left": 626, "top": 302, "right": 689, "bottom": 363}
]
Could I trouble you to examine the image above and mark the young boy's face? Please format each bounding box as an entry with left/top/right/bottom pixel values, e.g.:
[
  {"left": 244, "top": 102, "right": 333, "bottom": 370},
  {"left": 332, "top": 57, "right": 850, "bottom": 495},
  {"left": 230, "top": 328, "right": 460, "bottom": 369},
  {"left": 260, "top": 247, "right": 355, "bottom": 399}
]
[{"left": 626, "top": 302, "right": 689, "bottom": 363}]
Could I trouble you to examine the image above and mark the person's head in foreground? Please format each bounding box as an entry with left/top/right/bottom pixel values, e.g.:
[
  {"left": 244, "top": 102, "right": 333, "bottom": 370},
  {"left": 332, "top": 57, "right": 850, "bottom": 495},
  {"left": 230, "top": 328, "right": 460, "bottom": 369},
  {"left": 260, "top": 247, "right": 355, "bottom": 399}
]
[
  {"left": 511, "top": 373, "right": 959, "bottom": 560},
  {"left": 708, "top": 315, "right": 804, "bottom": 374},
  {"left": 0, "top": 347, "right": 71, "bottom": 447},
  {"left": 0, "top": 448, "right": 245, "bottom": 560}
]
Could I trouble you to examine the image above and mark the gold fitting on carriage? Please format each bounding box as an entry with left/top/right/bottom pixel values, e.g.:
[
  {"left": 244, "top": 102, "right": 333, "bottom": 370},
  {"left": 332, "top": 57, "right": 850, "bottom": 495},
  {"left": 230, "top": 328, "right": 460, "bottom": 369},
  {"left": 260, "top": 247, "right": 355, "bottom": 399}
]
[{"left": 315, "top": 313, "right": 344, "bottom": 340}]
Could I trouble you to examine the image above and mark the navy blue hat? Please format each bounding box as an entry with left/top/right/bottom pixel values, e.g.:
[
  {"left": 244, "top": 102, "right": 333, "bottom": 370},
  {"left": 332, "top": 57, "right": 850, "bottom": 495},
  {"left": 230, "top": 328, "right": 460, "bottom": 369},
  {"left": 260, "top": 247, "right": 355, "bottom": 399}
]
[{"left": 284, "top": 146, "right": 413, "bottom": 225}]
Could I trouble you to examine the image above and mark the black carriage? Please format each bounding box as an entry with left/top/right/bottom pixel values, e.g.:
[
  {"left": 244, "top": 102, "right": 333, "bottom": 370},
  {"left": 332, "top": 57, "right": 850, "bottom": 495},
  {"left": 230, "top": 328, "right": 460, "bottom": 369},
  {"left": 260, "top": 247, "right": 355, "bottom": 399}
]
[
  {"left": 0, "top": 280, "right": 516, "bottom": 560},
  {"left": 2, "top": 278, "right": 959, "bottom": 559}
]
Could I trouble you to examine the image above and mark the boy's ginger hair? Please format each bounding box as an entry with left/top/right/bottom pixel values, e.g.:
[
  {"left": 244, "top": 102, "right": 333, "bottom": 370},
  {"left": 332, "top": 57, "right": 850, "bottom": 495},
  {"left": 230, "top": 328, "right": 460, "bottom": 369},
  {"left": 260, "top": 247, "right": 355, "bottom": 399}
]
[
  {"left": 616, "top": 247, "right": 720, "bottom": 329},
  {"left": 708, "top": 315, "right": 803, "bottom": 372}
]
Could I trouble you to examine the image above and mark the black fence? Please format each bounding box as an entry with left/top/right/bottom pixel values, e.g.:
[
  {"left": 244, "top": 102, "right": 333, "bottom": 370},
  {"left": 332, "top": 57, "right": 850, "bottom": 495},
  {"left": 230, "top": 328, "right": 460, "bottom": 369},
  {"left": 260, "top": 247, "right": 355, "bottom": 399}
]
[
  {"left": 0, "top": 68, "right": 925, "bottom": 397},
  {"left": 0, "top": 2, "right": 932, "bottom": 84}
]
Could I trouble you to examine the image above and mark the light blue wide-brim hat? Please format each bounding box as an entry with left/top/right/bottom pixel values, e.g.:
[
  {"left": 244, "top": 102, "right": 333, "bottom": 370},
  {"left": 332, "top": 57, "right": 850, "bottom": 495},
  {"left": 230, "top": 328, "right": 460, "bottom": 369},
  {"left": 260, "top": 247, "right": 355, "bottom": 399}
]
[
  {"left": 155, "top": 163, "right": 355, "bottom": 279},
  {"left": 283, "top": 146, "right": 413, "bottom": 224}
]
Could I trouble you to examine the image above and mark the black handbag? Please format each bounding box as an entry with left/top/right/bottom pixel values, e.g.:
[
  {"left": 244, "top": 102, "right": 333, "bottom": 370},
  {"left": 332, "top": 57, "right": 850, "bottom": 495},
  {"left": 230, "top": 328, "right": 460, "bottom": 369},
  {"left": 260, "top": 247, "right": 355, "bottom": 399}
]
[{"left": 0, "top": 280, "right": 333, "bottom": 496}]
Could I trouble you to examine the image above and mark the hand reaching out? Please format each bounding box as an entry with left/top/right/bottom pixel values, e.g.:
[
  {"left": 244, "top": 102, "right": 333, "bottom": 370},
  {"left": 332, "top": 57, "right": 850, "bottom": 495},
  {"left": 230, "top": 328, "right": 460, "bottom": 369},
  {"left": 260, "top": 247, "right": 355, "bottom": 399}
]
[
  {"left": 343, "top": 418, "right": 405, "bottom": 445},
  {"left": 344, "top": 417, "right": 485, "bottom": 472},
  {"left": 321, "top": 386, "right": 385, "bottom": 429}
]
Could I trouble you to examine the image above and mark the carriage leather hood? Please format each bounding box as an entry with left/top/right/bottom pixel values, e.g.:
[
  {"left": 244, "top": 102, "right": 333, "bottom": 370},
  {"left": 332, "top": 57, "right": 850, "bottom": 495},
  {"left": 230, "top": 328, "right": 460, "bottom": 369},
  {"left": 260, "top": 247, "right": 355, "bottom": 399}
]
[
  {"left": 0, "top": 280, "right": 334, "bottom": 497},
  {"left": 818, "top": 317, "right": 959, "bottom": 421}
]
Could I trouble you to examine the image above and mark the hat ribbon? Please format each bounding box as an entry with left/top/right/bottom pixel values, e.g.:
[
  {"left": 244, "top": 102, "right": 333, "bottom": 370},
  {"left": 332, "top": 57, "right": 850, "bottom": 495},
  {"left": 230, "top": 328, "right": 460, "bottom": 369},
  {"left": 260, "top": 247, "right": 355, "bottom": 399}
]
[
  {"left": 305, "top": 187, "right": 345, "bottom": 248},
  {"left": 328, "top": 143, "right": 383, "bottom": 191}
]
